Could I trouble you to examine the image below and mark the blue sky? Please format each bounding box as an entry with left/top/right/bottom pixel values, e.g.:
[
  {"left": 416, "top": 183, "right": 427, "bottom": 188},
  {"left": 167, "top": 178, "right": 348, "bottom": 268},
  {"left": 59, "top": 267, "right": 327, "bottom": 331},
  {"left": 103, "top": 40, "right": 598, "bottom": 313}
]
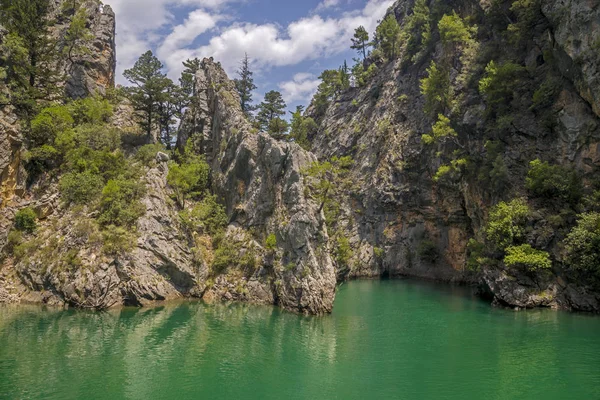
[{"left": 106, "top": 0, "right": 394, "bottom": 112}]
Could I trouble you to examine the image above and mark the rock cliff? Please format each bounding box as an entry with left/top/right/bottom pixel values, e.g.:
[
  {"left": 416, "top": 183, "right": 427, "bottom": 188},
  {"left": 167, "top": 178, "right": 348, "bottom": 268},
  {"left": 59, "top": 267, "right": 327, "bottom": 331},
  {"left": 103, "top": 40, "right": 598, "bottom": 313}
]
[{"left": 307, "top": 0, "right": 600, "bottom": 311}]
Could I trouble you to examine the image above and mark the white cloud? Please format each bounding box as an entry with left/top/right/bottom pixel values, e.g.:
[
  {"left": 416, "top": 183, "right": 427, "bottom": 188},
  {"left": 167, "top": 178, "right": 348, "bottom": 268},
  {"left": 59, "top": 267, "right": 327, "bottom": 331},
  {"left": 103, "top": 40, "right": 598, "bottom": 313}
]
[
  {"left": 279, "top": 73, "right": 321, "bottom": 104},
  {"left": 106, "top": 0, "right": 393, "bottom": 85},
  {"left": 164, "top": 0, "right": 394, "bottom": 76},
  {"left": 315, "top": 0, "right": 342, "bottom": 12}
]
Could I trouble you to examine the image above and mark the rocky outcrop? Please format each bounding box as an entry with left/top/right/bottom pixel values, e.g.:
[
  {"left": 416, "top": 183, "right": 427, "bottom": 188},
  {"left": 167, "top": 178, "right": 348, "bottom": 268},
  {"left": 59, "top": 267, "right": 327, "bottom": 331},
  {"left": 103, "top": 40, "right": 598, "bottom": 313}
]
[
  {"left": 178, "top": 59, "right": 336, "bottom": 314},
  {"left": 307, "top": 0, "right": 600, "bottom": 312},
  {"left": 60, "top": 1, "right": 116, "bottom": 99},
  {"left": 2, "top": 160, "right": 202, "bottom": 308}
]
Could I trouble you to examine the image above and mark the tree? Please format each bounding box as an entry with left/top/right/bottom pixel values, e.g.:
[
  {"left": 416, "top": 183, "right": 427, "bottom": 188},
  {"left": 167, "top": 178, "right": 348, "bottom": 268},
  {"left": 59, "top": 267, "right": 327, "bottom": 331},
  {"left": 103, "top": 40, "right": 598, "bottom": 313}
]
[
  {"left": 234, "top": 53, "right": 257, "bottom": 117},
  {"left": 351, "top": 26, "right": 370, "bottom": 60},
  {"left": 289, "top": 106, "right": 318, "bottom": 150},
  {"left": 156, "top": 80, "right": 184, "bottom": 149},
  {"left": 420, "top": 61, "right": 451, "bottom": 116},
  {"left": 257, "top": 90, "right": 286, "bottom": 133},
  {"left": 374, "top": 14, "right": 401, "bottom": 60},
  {"left": 0, "top": 0, "right": 62, "bottom": 115},
  {"left": 123, "top": 51, "right": 171, "bottom": 139},
  {"left": 180, "top": 57, "right": 200, "bottom": 100},
  {"left": 268, "top": 117, "right": 289, "bottom": 139},
  {"left": 63, "top": 6, "right": 94, "bottom": 72}
]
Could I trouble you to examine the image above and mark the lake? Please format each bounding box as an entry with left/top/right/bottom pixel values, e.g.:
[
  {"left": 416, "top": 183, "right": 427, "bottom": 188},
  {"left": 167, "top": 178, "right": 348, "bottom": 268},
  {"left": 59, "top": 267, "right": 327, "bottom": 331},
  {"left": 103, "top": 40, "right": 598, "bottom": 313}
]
[{"left": 1, "top": 279, "right": 599, "bottom": 399}]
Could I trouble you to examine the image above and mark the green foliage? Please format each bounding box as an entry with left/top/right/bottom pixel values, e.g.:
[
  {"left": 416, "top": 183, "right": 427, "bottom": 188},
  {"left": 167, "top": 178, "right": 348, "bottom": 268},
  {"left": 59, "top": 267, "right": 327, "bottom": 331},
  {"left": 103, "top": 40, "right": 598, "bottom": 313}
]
[
  {"left": 289, "top": 106, "right": 318, "bottom": 150},
  {"left": 400, "top": 0, "right": 432, "bottom": 62},
  {"left": 69, "top": 97, "right": 114, "bottom": 125},
  {"left": 59, "top": 171, "right": 104, "bottom": 204},
  {"left": 102, "top": 225, "right": 135, "bottom": 256},
  {"left": 526, "top": 159, "right": 582, "bottom": 205},
  {"left": 29, "top": 106, "right": 74, "bottom": 147},
  {"left": 374, "top": 15, "right": 401, "bottom": 60},
  {"left": 180, "top": 195, "right": 228, "bottom": 235},
  {"left": 335, "top": 235, "right": 353, "bottom": 267},
  {"left": 478, "top": 141, "right": 510, "bottom": 195},
  {"left": 303, "top": 156, "right": 353, "bottom": 222},
  {"left": 265, "top": 233, "right": 277, "bottom": 251},
  {"left": 438, "top": 12, "right": 477, "bottom": 49},
  {"left": 268, "top": 117, "right": 290, "bottom": 139},
  {"left": 486, "top": 198, "right": 530, "bottom": 250},
  {"left": 466, "top": 239, "right": 487, "bottom": 271},
  {"left": 257, "top": 90, "right": 287, "bottom": 133},
  {"left": 421, "top": 114, "right": 457, "bottom": 145},
  {"left": 504, "top": 244, "right": 551, "bottom": 271},
  {"left": 135, "top": 143, "right": 166, "bottom": 165},
  {"left": 351, "top": 26, "right": 370, "bottom": 60},
  {"left": 531, "top": 77, "right": 562, "bottom": 111},
  {"left": 63, "top": 6, "right": 93, "bottom": 66},
  {"left": 564, "top": 213, "right": 600, "bottom": 277},
  {"left": 14, "top": 207, "right": 37, "bottom": 233},
  {"left": 479, "top": 61, "right": 525, "bottom": 115},
  {"left": 507, "top": 0, "right": 543, "bottom": 46},
  {"left": 234, "top": 54, "right": 257, "bottom": 117},
  {"left": 98, "top": 179, "right": 146, "bottom": 227},
  {"left": 351, "top": 62, "right": 378, "bottom": 88},
  {"left": 167, "top": 149, "right": 210, "bottom": 208},
  {"left": 417, "top": 239, "right": 439, "bottom": 263},
  {"left": 212, "top": 238, "right": 257, "bottom": 274},
  {"left": 420, "top": 61, "right": 451, "bottom": 116}
]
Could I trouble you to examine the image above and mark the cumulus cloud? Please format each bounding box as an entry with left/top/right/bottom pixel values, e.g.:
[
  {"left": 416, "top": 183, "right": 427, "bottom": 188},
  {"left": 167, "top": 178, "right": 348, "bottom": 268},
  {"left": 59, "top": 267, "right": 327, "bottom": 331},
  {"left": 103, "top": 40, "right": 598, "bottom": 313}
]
[
  {"left": 106, "top": 0, "right": 393, "bottom": 86},
  {"left": 279, "top": 73, "right": 321, "bottom": 104},
  {"left": 163, "top": 0, "right": 394, "bottom": 76}
]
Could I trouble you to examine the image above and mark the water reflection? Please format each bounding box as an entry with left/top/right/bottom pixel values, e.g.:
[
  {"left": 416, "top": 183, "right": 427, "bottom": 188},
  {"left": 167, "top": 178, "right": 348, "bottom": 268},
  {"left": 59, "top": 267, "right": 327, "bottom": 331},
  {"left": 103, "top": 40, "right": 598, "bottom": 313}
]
[{"left": 1, "top": 280, "right": 599, "bottom": 400}]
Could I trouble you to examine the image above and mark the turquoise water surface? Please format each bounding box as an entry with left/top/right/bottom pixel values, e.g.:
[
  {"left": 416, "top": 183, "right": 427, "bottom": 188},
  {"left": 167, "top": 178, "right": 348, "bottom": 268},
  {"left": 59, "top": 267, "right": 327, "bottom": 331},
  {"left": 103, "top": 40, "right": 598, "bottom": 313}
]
[{"left": 1, "top": 279, "right": 599, "bottom": 399}]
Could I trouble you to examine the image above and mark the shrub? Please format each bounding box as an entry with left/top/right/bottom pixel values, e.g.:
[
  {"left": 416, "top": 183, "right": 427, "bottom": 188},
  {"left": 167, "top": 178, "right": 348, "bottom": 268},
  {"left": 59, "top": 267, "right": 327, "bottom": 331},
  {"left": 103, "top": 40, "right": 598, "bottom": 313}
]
[
  {"left": 29, "top": 105, "right": 74, "bottom": 147},
  {"left": 335, "top": 235, "right": 353, "bottom": 267},
  {"left": 526, "top": 159, "right": 582, "bottom": 205},
  {"left": 59, "top": 171, "right": 104, "bottom": 204},
  {"left": 417, "top": 239, "right": 439, "bottom": 263},
  {"left": 14, "top": 208, "right": 37, "bottom": 233},
  {"left": 69, "top": 96, "right": 113, "bottom": 125},
  {"left": 422, "top": 114, "right": 457, "bottom": 145},
  {"left": 486, "top": 198, "right": 530, "bottom": 250},
  {"left": 74, "top": 124, "right": 121, "bottom": 152},
  {"left": 504, "top": 244, "right": 551, "bottom": 272},
  {"left": 531, "top": 77, "right": 562, "bottom": 111},
  {"left": 438, "top": 12, "right": 476, "bottom": 49},
  {"left": 420, "top": 61, "right": 451, "bottom": 116},
  {"left": 212, "top": 239, "right": 257, "bottom": 274},
  {"left": 179, "top": 195, "right": 228, "bottom": 235},
  {"left": 98, "top": 178, "right": 146, "bottom": 227},
  {"left": 564, "top": 213, "right": 600, "bottom": 276},
  {"left": 167, "top": 154, "right": 210, "bottom": 207},
  {"left": 102, "top": 225, "right": 135, "bottom": 256},
  {"left": 265, "top": 233, "right": 277, "bottom": 251},
  {"left": 479, "top": 61, "right": 525, "bottom": 115},
  {"left": 26, "top": 144, "right": 61, "bottom": 171},
  {"left": 135, "top": 143, "right": 166, "bottom": 165},
  {"left": 6, "top": 230, "right": 22, "bottom": 254}
]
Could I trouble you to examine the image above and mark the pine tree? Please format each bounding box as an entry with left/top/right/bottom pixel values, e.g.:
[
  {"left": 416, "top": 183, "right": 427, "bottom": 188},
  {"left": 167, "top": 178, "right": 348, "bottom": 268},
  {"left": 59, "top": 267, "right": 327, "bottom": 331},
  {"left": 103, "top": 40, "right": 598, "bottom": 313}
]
[
  {"left": 123, "top": 51, "right": 171, "bottom": 139},
  {"left": 180, "top": 57, "right": 201, "bottom": 98},
  {"left": 375, "top": 14, "right": 401, "bottom": 60},
  {"left": 63, "top": 6, "right": 93, "bottom": 72},
  {"left": 156, "top": 80, "right": 183, "bottom": 149},
  {"left": 350, "top": 26, "right": 370, "bottom": 60},
  {"left": 234, "top": 53, "right": 257, "bottom": 117},
  {"left": 0, "top": 0, "right": 62, "bottom": 115},
  {"left": 257, "top": 90, "right": 286, "bottom": 133}
]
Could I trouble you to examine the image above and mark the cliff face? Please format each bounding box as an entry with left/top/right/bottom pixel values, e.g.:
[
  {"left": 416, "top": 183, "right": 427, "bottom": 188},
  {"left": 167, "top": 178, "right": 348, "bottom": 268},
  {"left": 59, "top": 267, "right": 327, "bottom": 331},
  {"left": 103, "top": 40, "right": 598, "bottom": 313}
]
[
  {"left": 178, "top": 59, "right": 336, "bottom": 314},
  {"left": 307, "top": 0, "right": 600, "bottom": 311}
]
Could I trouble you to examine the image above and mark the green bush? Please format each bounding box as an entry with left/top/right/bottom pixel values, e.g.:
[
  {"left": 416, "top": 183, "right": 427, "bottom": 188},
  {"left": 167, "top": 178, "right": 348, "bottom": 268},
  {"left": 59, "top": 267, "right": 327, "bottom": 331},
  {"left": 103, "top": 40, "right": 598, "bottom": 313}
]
[
  {"left": 179, "top": 195, "right": 227, "bottom": 235},
  {"left": 564, "top": 213, "right": 600, "bottom": 276},
  {"left": 531, "top": 77, "right": 562, "bottom": 111},
  {"left": 74, "top": 124, "right": 121, "bottom": 152},
  {"left": 438, "top": 12, "right": 476, "bottom": 48},
  {"left": 422, "top": 114, "right": 457, "bottom": 145},
  {"left": 167, "top": 152, "right": 210, "bottom": 207},
  {"left": 26, "top": 144, "right": 61, "bottom": 171},
  {"left": 69, "top": 96, "right": 114, "bottom": 125},
  {"left": 479, "top": 61, "right": 524, "bottom": 115},
  {"left": 265, "top": 233, "right": 277, "bottom": 251},
  {"left": 98, "top": 178, "right": 146, "bottom": 227},
  {"left": 486, "top": 198, "right": 530, "bottom": 250},
  {"left": 135, "top": 143, "right": 166, "bottom": 165},
  {"left": 526, "top": 159, "right": 582, "bottom": 205},
  {"left": 335, "top": 235, "right": 353, "bottom": 267},
  {"left": 212, "top": 239, "right": 256, "bottom": 274},
  {"left": 420, "top": 61, "right": 451, "bottom": 116},
  {"left": 14, "top": 208, "right": 37, "bottom": 233},
  {"left": 102, "top": 225, "right": 135, "bottom": 256},
  {"left": 29, "top": 105, "right": 74, "bottom": 147},
  {"left": 504, "top": 244, "right": 551, "bottom": 272},
  {"left": 59, "top": 171, "right": 105, "bottom": 204}
]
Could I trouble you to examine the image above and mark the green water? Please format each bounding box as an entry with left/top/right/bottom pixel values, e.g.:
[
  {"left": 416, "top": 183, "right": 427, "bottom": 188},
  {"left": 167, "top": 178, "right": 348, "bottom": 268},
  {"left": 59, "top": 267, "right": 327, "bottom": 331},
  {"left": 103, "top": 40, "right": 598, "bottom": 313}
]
[{"left": 1, "top": 280, "right": 599, "bottom": 400}]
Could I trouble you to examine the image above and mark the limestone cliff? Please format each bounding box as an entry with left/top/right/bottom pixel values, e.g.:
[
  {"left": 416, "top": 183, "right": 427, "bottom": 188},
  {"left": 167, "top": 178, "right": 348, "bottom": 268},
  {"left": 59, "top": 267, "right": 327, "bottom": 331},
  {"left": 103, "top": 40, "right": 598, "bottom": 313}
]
[{"left": 307, "top": 0, "right": 600, "bottom": 312}]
